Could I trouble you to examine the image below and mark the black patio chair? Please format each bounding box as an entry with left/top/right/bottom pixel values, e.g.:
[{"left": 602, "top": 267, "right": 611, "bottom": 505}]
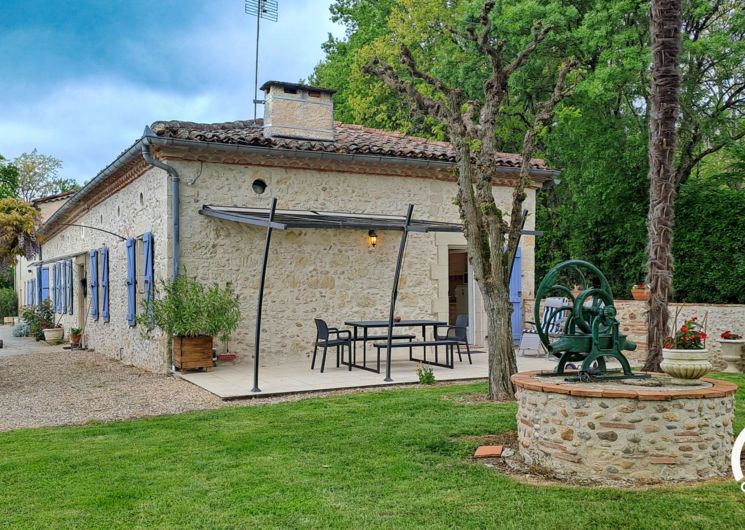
[
  {"left": 435, "top": 314, "right": 472, "bottom": 364},
  {"left": 311, "top": 318, "right": 352, "bottom": 373}
]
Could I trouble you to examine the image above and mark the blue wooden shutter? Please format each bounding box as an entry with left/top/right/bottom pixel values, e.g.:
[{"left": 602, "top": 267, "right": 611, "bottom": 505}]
[
  {"left": 126, "top": 239, "right": 136, "bottom": 327},
  {"left": 509, "top": 248, "right": 522, "bottom": 344},
  {"left": 41, "top": 268, "right": 49, "bottom": 302},
  {"left": 90, "top": 250, "right": 99, "bottom": 320},
  {"left": 143, "top": 233, "right": 154, "bottom": 304},
  {"left": 61, "top": 261, "right": 67, "bottom": 314},
  {"left": 36, "top": 267, "right": 42, "bottom": 306},
  {"left": 68, "top": 259, "right": 73, "bottom": 315},
  {"left": 55, "top": 263, "right": 61, "bottom": 313},
  {"left": 101, "top": 247, "right": 110, "bottom": 322}
]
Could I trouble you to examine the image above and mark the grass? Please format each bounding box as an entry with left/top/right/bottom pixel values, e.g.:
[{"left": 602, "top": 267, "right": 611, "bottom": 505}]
[{"left": 1, "top": 376, "right": 745, "bottom": 529}]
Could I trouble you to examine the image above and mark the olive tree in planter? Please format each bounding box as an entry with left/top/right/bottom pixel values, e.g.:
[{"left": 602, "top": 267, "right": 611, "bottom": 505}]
[{"left": 141, "top": 275, "right": 241, "bottom": 372}]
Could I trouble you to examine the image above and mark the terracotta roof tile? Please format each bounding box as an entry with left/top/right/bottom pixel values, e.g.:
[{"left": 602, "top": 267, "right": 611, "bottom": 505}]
[{"left": 149, "top": 119, "right": 549, "bottom": 170}]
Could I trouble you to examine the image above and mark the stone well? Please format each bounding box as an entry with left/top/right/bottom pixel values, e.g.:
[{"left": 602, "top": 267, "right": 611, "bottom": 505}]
[{"left": 512, "top": 371, "right": 737, "bottom": 484}]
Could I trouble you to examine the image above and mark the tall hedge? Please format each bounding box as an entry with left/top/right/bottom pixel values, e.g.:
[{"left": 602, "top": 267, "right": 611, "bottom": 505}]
[
  {"left": 673, "top": 183, "right": 745, "bottom": 304},
  {"left": 0, "top": 287, "right": 17, "bottom": 318}
]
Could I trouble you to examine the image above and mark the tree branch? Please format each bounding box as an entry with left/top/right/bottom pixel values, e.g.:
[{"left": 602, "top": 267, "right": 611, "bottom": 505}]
[{"left": 506, "top": 60, "right": 578, "bottom": 264}]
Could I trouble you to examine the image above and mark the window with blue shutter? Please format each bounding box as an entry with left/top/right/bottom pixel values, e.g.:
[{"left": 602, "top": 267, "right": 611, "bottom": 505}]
[
  {"left": 90, "top": 250, "right": 99, "bottom": 320},
  {"left": 101, "top": 247, "right": 110, "bottom": 322},
  {"left": 126, "top": 238, "right": 136, "bottom": 327},
  {"left": 67, "top": 259, "right": 73, "bottom": 315}
]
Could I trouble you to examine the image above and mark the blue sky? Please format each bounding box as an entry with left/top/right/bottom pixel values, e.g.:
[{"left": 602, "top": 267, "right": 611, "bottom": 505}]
[{"left": 0, "top": 0, "right": 344, "bottom": 182}]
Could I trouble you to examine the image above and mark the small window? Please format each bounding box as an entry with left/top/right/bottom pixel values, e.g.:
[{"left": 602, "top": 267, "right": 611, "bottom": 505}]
[
  {"left": 283, "top": 86, "right": 297, "bottom": 94},
  {"left": 117, "top": 205, "right": 120, "bottom": 217},
  {"left": 139, "top": 192, "right": 144, "bottom": 206},
  {"left": 308, "top": 90, "right": 321, "bottom": 98},
  {"left": 252, "top": 179, "right": 267, "bottom": 195}
]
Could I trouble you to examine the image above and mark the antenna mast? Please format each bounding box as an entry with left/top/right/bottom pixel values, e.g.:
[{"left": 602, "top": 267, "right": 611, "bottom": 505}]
[{"left": 245, "top": 0, "right": 279, "bottom": 121}]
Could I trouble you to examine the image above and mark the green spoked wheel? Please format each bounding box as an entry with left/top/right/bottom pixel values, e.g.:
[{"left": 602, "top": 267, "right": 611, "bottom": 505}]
[{"left": 534, "top": 260, "right": 636, "bottom": 378}]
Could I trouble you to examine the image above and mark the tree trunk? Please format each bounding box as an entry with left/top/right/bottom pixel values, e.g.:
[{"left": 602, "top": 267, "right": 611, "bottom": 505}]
[
  {"left": 644, "top": 0, "right": 683, "bottom": 372},
  {"left": 483, "top": 285, "right": 518, "bottom": 400}
]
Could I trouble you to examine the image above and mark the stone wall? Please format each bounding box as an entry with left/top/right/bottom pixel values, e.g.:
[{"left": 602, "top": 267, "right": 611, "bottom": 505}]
[
  {"left": 41, "top": 167, "right": 170, "bottom": 372},
  {"left": 173, "top": 159, "right": 536, "bottom": 366},
  {"left": 513, "top": 372, "right": 736, "bottom": 484},
  {"left": 523, "top": 298, "right": 745, "bottom": 370},
  {"left": 614, "top": 300, "right": 745, "bottom": 370}
]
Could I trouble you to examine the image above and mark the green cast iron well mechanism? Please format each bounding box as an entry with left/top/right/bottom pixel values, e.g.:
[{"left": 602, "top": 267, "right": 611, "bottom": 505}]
[{"left": 534, "top": 260, "right": 645, "bottom": 382}]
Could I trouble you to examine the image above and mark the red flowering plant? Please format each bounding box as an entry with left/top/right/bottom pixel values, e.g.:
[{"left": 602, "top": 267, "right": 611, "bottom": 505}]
[
  {"left": 721, "top": 330, "right": 743, "bottom": 340},
  {"left": 663, "top": 316, "right": 707, "bottom": 350}
]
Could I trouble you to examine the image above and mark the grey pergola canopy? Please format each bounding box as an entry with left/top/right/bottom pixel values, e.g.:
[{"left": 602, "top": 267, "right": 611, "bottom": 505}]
[
  {"left": 199, "top": 205, "right": 462, "bottom": 233},
  {"left": 200, "top": 204, "right": 543, "bottom": 236}
]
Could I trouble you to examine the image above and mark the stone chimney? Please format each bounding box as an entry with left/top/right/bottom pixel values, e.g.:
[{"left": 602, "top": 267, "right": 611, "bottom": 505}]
[{"left": 261, "top": 81, "right": 335, "bottom": 141}]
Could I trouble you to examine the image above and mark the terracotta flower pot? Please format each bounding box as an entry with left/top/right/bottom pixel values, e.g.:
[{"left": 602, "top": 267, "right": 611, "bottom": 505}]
[
  {"left": 661, "top": 348, "right": 712, "bottom": 385},
  {"left": 70, "top": 334, "right": 82, "bottom": 348},
  {"left": 718, "top": 339, "right": 745, "bottom": 373},
  {"left": 631, "top": 287, "right": 651, "bottom": 301}
]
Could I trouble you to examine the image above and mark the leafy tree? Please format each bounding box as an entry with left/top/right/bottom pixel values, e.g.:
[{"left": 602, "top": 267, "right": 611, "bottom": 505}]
[
  {"left": 13, "top": 149, "right": 78, "bottom": 201},
  {"left": 0, "top": 198, "right": 41, "bottom": 274},
  {"left": 315, "top": 0, "right": 745, "bottom": 304},
  {"left": 0, "top": 155, "right": 19, "bottom": 199},
  {"left": 363, "top": 0, "right": 578, "bottom": 400}
]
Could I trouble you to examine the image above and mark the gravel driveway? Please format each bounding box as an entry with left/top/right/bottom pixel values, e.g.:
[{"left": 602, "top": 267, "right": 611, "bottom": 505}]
[
  {"left": 0, "top": 347, "right": 227, "bottom": 432},
  {"left": 0, "top": 325, "right": 228, "bottom": 431}
]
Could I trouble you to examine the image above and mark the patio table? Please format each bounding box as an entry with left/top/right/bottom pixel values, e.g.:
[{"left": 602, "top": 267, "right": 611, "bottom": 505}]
[{"left": 343, "top": 319, "right": 447, "bottom": 373}]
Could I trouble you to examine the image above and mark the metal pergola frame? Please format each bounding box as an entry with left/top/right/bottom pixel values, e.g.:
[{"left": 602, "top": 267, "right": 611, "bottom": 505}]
[{"left": 199, "top": 202, "right": 543, "bottom": 391}]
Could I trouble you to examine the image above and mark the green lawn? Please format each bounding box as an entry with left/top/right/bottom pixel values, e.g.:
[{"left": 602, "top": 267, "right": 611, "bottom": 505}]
[{"left": 2, "top": 375, "right": 744, "bottom": 529}]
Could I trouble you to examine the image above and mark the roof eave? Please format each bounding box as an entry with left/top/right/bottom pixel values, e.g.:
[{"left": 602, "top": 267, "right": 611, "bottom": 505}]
[{"left": 39, "top": 135, "right": 560, "bottom": 236}]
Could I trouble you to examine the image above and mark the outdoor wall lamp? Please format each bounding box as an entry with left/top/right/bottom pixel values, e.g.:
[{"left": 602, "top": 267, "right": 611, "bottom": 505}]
[{"left": 368, "top": 229, "right": 378, "bottom": 249}]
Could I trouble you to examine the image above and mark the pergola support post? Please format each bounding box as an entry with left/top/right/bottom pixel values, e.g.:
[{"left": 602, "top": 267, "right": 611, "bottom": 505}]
[
  {"left": 384, "top": 204, "right": 414, "bottom": 382},
  {"left": 252, "top": 197, "right": 278, "bottom": 393}
]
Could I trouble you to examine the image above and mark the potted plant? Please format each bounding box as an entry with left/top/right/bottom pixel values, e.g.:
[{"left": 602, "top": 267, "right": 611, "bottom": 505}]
[
  {"left": 631, "top": 281, "right": 651, "bottom": 301},
  {"left": 42, "top": 322, "right": 64, "bottom": 342},
  {"left": 718, "top": 330, "right": 744, "bottom": 373},
  {"left": 22, "top": 300, "right": 57, "bottom": 341},
  {"left": 69, "top": 327, "right": 82, "bottom": 348},
  {"left": 141, "top": 274, "right": 241, "bottom": 372},
  {"left": 661, "top": 315, "right": 712, "bottom": 385}
]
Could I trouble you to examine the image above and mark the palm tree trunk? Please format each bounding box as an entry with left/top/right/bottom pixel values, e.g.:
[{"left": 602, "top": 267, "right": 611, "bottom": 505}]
[{"left": 644, "top": 0, "right": 683, "bottom": 371}]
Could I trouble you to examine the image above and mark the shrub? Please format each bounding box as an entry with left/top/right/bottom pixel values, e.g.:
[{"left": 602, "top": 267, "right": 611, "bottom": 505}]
[
  {"left": 0, "top": 287, "right": 17, "bottom": 318},
  {"left": 416, "top": 364, "right": 435, "bottom": 385},
  {"left": 11, "top": 322, "right": 30, "bottom": 337},
  {"left": 21, "top": 299, "right": 55, "bottom": 340},
  {"left": 140, "top": 274, "right": 241, "bottom": 342}
]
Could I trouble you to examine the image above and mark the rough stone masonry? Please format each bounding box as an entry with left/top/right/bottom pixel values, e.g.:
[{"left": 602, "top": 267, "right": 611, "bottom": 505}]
[{"left": 512, "top": 372, "right": 736, "bottom": 484}]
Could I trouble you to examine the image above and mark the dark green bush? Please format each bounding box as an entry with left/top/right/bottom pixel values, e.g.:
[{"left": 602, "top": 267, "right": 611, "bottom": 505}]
[
  {"left": 673, "top": 182, "right": 745, "bottom": 304},
  {"left": 0, "top": 287, "right": 17, "bottom": 318}
]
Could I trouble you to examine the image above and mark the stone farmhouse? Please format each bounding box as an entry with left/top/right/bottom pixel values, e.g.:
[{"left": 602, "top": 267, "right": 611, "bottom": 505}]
[{"left": 29, "top": 81, "right": 558, "bottom": 373}]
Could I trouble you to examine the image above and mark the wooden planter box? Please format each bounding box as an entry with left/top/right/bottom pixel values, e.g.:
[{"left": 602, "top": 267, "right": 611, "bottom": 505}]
[{"left": 173, "top": 335, "right": 213, "bottom": 371}]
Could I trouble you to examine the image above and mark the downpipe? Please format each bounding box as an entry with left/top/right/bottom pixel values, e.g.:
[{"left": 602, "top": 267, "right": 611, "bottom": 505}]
[{"left": 141, "top": 133, "right": 181, "bottom": 374}]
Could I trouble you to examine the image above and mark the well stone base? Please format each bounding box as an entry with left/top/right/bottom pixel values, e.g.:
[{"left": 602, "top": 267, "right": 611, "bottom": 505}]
[{"left": 512, "top": 372, "right": 737, "bottom": 484}]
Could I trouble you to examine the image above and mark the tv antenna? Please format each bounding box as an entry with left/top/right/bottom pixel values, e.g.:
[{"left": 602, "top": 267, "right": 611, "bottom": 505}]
[{"left": 245, "top": 0, "right": 279, "bottom": 121}]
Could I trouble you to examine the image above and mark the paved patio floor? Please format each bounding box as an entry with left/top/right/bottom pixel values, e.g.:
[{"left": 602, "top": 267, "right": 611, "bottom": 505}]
[{"left": 178, "top": 346, "right": 557, "bottom": 399}]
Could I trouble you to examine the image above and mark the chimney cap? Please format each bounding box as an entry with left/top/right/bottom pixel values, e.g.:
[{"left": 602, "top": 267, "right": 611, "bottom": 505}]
[{"left": 260, "top": 80, "right": 336, "bottom": 95}]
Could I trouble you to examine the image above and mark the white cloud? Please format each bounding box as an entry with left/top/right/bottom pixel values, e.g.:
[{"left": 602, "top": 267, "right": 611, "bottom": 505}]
[{"left": 0, "top": 0, "right": 345, "bottom": 182}]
